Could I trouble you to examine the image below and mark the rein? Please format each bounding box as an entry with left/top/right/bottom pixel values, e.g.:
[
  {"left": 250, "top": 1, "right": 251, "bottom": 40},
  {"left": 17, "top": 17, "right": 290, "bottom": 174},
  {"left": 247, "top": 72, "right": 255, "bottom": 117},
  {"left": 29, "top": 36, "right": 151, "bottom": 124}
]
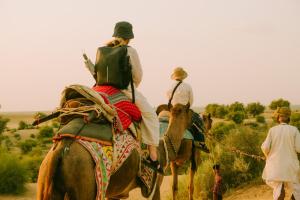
[{"left": 165, "top": 134, "right": 177, "bottom": 156}]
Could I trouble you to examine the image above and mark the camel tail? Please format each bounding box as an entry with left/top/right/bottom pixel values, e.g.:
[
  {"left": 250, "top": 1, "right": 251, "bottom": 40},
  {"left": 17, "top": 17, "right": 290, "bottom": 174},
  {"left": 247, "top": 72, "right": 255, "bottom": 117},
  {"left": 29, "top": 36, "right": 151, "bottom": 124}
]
[{"left": 37, "top": 143, "right": 64, "bottom": 200}]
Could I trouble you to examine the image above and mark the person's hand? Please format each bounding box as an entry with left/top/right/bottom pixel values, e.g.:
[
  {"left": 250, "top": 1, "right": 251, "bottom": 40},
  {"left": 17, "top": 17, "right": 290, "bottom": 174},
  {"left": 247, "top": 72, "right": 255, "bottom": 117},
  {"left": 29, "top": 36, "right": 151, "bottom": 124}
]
[{"left": 83, "top": 53, "right": 88, "bottom": 61}]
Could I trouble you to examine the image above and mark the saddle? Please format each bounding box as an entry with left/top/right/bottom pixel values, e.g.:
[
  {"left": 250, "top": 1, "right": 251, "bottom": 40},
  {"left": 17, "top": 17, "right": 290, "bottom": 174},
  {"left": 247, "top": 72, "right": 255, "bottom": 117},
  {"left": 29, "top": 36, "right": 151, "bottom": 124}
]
[{"left": 52, "top": 84, "right": 141, "bottom": 144}]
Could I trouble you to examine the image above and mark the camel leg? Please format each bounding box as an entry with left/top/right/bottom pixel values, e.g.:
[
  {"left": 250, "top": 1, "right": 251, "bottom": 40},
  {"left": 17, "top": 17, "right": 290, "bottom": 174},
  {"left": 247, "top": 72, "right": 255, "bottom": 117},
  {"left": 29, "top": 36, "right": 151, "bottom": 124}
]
[
  {"left": 189, "top": 168, "right": 195, "bottom": 200},
  {"left": 170, "top": 162, "right": 179, "bottom": 200},
  {"left": 152, "top": 174, "right": 164, "bottom": 200},
  {"left": 61, "top": 142, "right": 97, "bottom": 200}
]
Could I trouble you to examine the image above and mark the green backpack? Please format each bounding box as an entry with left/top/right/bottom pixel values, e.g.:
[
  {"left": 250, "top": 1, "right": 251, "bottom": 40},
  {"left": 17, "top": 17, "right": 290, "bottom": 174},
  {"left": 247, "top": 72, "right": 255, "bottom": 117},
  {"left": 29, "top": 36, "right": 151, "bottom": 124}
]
[{"left": 95, "top": 45, "right": 132, "bottom": 90}]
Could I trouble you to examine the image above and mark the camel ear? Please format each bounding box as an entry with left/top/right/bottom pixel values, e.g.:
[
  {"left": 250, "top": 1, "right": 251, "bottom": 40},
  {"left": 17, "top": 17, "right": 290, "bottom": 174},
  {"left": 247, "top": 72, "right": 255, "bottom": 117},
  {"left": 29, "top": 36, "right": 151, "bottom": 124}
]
[{"left": 185, "top": 102, "right": 190, "bottom": 110}]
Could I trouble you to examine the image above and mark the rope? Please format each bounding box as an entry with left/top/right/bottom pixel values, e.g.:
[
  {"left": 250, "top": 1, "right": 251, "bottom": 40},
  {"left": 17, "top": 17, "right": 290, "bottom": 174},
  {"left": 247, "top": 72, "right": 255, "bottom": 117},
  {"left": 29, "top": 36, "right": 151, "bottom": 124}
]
[
  {"left": 57, "top": 105, "right": 104, "bottom": 118},
  {"left": 162, "top": 138, "right": 170, "bottom": 172},
  {"left": 205, "top": 132, "right": 265, "bottom": 161}
]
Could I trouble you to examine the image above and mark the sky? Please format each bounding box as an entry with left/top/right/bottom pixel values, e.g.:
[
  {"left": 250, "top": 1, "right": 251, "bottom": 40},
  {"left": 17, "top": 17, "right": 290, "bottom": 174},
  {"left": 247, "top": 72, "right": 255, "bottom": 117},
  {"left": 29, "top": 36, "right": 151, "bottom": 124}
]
[{"left": 0, "top": 0, "right": 299, "bottom": 112}]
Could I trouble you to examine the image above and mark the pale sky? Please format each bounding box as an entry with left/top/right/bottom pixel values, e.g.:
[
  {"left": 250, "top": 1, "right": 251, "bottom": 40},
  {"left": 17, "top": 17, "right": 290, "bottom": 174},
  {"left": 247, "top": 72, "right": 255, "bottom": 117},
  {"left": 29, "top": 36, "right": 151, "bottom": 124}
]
[{"left": 0, "top": 0, "right": 299, "bottom": 112}]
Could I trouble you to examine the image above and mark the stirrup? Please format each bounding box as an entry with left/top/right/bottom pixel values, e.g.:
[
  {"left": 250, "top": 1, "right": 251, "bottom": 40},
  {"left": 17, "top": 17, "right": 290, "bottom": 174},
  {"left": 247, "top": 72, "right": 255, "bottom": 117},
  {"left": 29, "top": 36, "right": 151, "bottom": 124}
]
[{"left": 143, "top": 156, "right": 164, "bottom": 174}]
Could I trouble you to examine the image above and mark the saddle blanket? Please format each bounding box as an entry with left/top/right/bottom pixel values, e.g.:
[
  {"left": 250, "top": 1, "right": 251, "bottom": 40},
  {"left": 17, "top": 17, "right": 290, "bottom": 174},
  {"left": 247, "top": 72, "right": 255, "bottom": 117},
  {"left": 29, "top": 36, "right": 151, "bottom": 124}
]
[
  {"left": 93, "top": 85, "right": 141, "bottom": 131},
  {"left": 77, "top": 132, "right": 139, "bottom": 200}
]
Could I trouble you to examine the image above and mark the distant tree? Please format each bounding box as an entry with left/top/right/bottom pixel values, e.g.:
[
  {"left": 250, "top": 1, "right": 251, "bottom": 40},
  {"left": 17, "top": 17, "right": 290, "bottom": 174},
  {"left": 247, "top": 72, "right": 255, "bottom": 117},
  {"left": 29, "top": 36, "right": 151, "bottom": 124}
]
[
  {"left": 269, "top": 98, "right": 290, "bottom": 110},
  {"left": 246, "top": 102, "right": 265, "bottom": 117},
  {"left": 205, "top": 104, "right": 228, "bottom": 118},
  {"left": 33, "top": 112, "right": 47, "bottom": 120},
  {"left": 290, "top": 112, "right": 300, "bottom": 131},
  {"left": 205, "top": 104, "right": 219, "bottom": 117},
  {"left": 228, "top": 102, "right": 245, "bottom": 112},
  {"left": 0, "top": 117, "right": 10, "bottom": 134},
  {"left": 215, "top": 105, "right": 229, "bottom": 118},
  {"left": 227, "top": 111, "right": 246, "bottom": 124}
]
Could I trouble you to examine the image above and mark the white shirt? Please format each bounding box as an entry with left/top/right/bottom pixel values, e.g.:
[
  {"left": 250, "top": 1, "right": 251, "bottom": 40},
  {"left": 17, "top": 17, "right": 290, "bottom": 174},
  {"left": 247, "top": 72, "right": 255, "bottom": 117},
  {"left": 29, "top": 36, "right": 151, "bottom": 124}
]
[
  {"left": 166, "top": 81, "right": 193, "bottom": 106},
  {"left": 261, "top": 123, "right": 300, "bottom": 183}
]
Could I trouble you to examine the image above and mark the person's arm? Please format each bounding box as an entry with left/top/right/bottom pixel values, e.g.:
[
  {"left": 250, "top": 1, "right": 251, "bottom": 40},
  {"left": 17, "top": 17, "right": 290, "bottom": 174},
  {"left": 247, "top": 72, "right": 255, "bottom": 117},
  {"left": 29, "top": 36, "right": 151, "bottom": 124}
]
[
  {"left": 83, "top": 53, "right": 95, "bottom": 77},
  {"left": 95, "top": 48, "right": 101, "bottom": 65},
  {"left": 261, "top": 129, "right": 272, "bottom": 157},
  {"left": 189, "top": 84, "right": 194, "bottom": 106},
  {"left": 128, "top": 47, "right": 143, "bottom": 88}
]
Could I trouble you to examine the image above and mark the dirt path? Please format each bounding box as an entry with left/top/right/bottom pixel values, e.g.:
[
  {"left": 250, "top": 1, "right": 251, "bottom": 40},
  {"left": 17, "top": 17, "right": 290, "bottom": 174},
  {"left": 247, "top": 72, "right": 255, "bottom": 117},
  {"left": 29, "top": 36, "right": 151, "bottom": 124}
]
[
  {"left": 0, "top": 180, "right": 293, "bottom": 200},
  {"left": 0, "top": 177, "right": 173, "bottom": 200}
]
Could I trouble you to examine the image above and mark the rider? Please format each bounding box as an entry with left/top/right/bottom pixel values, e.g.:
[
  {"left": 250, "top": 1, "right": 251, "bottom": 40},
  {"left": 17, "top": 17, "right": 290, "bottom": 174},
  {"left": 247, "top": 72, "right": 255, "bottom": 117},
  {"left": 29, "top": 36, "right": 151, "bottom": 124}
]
[
  {"left": 166, "top": 67, "right": 209, "bottom": 153},
  {"left": 94, "top": 21, "right": 160, "bottom": 168}
]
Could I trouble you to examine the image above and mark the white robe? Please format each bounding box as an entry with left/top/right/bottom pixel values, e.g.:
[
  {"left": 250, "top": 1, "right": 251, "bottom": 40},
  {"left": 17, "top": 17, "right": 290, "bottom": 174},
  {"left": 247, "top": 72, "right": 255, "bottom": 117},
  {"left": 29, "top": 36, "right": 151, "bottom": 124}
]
[{"left": 261, "top": 123, "right": 300, "bottom": 183}]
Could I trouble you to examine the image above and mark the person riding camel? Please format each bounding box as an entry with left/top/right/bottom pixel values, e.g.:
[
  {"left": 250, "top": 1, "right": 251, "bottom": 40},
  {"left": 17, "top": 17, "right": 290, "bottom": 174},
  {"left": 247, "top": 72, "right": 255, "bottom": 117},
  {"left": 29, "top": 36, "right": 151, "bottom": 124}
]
[
  {"left": 261, "top": 107, "right": 300, "bottom": 200},
  {"left": 87, "top": 21, "right": 160, "bottom": 170},
  {"left": 166, "top": 67, "right": 209, "bottom": 153}
]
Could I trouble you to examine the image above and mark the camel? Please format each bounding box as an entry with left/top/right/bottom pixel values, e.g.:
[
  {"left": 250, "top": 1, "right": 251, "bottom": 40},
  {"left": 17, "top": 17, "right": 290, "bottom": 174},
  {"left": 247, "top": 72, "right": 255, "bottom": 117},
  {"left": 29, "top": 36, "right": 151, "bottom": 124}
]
[
  {"left": 37, "top": 103, "right": 193, "bottom": 200},
  {"left": 153, "top": 105, "right": 213, "bottom": 200}
]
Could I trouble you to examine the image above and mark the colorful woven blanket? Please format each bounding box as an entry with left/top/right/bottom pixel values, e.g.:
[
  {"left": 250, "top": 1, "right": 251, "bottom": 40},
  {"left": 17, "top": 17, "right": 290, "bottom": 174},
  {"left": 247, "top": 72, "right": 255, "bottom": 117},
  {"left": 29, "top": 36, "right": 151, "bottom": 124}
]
[
  {"left": 93, "top": 85, "right": 141, "bottom": 131},
  {"left": 77, "top": 132, "right": 139, "bottom": 200}
]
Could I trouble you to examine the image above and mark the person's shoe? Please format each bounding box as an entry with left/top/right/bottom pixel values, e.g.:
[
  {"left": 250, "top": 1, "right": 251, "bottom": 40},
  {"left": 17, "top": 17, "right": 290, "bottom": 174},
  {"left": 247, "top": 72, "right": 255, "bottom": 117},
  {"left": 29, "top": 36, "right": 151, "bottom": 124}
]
[
  {"left": 194, "top": 141, "right": 210, "bottom": 153},
  {"left": 143, "top": 156, "right": 164, "bottom": 174}
]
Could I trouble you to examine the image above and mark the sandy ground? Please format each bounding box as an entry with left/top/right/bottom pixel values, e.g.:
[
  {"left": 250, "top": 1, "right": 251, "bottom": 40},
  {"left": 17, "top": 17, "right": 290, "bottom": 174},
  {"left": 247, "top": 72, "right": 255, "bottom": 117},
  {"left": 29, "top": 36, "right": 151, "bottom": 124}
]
[
  {"left": 0, "top": 181, "right": 296, "bottom": 200},
  {"left": 0, "top": 177, "right": 173, "bottom": 200}
]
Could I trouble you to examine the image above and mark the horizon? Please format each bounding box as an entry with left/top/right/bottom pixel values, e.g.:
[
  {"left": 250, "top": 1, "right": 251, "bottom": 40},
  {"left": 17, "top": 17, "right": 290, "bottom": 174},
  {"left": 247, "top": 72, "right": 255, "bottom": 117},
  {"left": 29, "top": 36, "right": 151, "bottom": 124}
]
[{"left": 1, "top": 0, "right": 300, "bottom": 112}]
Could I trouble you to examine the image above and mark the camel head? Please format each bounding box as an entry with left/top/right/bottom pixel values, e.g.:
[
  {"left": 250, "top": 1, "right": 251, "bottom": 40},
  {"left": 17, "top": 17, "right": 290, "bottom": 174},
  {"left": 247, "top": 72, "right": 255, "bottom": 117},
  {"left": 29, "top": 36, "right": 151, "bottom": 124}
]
[
  {"left": 202, "top": 113, "right": 213, "bottom": 133},
  {"left": 161, "top": 103, "right": 193, "bottom": 160}
]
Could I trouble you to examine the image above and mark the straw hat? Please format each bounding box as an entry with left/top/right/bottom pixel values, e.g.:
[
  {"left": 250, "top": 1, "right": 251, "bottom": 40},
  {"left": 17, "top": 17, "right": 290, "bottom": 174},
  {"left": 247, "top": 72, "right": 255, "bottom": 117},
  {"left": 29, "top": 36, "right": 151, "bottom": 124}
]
[
  {"left": 171, "top": 67, "right": 188, "bottom": 81},
  {"left": 273, "top": 107, "right": 291, "bottom": 118}
]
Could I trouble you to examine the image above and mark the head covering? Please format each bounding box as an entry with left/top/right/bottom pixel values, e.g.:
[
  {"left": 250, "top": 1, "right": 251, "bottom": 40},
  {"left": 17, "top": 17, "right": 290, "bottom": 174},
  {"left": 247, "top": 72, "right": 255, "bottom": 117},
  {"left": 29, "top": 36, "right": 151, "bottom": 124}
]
[
  {"left": 273, "top": 107, "right": 291, "bottom": 118},
  {"left": 112, "top": 21, "right": 134, "bottom": 39},
  {"left": 171, "top": 67, "right": 188, "bottom": 81},
  {"left": 213, "top": 164, "right": 220, "bottom": 170}
]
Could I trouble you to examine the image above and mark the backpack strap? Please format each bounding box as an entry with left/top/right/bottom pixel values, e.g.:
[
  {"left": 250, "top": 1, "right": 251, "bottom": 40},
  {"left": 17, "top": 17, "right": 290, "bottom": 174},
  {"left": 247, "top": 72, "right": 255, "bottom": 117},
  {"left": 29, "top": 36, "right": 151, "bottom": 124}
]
[
  {"left": 168, "top": 81, "right": 182, "bottom": 108},
  {"left": 124, "top": 46, "right": 135, "bottom": 104}
]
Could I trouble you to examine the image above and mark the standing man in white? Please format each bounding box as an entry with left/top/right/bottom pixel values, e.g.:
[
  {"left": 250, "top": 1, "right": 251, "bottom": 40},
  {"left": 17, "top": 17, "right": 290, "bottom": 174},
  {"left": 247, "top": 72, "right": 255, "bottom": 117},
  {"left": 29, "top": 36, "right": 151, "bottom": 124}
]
[{"left": 261, "top": 107, "right": 300, "bottom": 200}]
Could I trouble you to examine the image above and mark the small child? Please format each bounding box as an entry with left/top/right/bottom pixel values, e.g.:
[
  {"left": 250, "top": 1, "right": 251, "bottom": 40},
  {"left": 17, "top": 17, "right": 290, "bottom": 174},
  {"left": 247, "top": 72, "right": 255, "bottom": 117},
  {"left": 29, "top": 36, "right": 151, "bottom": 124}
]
[{"left": 213, "top": 164, "right": 223, "bottom": 200}]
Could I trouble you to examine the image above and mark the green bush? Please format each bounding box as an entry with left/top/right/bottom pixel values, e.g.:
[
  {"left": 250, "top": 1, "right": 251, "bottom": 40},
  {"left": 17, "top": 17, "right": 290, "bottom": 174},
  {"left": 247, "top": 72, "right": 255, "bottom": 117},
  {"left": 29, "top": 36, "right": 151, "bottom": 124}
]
[
  {"left": 30, "top": 133, "right": 36, "bottom": 138},
  {"left": 4, "top": 138, "right": 13, "bottom": 151},
  {"left": 211, "top": 122, "right": 236, "bottom": 140},
  {"left": 38, "top": 126, "right": 54, "bottom": 138},
  {"left": 18, "top": 121, "right": 28, "bottom": 130},
  {"left": 20, "top": 139, "right": 37, "bottom": 154},
  {"left": 14, "top": 133, "right": 21, "bottom": 140},
  {"left": 256, "top": 115, "right": 266, "bottom": 123},
  {"left": 23, "top": 156, "right": 43, "bottom": 182},
  {"left": 227, "top": 111, "right": 246, "bottom": 124},
  {"left": 0, "top": 150, "right": 27, "bottom": 194},
  {"left": 190, "top": 126, "right": 266, "bottom": 199},
  {"left": 0, "top": 116, "right": 10, "bottom": 134},
  {"left": 244, "top": 121, "right": 259, "bottom": 128}
]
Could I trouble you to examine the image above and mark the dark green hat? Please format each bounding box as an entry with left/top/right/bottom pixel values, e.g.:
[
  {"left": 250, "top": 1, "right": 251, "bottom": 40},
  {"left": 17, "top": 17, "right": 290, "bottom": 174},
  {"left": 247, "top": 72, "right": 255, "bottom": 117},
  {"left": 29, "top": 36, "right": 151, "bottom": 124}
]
[{"left": 112, "top": 21, "right": 134, "bottom": 39}]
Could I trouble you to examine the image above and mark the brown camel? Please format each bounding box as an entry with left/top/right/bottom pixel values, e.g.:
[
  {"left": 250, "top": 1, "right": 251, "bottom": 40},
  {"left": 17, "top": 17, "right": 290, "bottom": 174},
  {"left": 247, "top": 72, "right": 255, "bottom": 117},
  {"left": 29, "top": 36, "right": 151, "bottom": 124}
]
[
  {"left": 37, "top": 103, "right": 193, "bottom": 200},
  {"left": 154, "top": 105, "right": 212, "bottom": 200}
]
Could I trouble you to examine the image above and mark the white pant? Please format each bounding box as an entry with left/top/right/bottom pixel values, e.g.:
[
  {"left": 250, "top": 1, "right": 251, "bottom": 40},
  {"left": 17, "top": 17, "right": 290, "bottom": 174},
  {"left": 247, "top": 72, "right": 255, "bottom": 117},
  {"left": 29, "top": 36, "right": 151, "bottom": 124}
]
[
  {"left": 122, "top": 88, "right": 159, "bottom": 146},
  {"left": 266, "top": 181, "right": 300, "bottom": 200}
]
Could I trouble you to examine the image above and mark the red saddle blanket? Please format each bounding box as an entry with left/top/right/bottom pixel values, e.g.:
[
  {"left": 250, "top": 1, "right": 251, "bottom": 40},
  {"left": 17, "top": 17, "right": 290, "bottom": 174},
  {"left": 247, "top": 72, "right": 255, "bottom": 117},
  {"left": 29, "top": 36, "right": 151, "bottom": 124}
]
[{"left": 93, "top": 85, "right": 141, "bottom": 130}]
